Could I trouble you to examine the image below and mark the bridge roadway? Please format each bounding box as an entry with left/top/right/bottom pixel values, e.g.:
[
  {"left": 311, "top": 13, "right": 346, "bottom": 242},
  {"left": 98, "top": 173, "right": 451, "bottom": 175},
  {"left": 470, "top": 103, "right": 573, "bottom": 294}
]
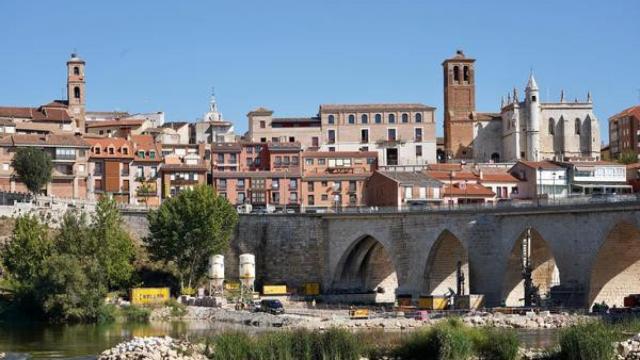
[{"left": 122, "top": 200, "right": 640, "bottom": 308}]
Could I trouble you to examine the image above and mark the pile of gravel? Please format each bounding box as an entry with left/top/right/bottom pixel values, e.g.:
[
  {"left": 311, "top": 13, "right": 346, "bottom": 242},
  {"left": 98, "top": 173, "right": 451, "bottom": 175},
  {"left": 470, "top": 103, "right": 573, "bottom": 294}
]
[{"left": 98, "top": 336, "right": 207, "bottom": 360}]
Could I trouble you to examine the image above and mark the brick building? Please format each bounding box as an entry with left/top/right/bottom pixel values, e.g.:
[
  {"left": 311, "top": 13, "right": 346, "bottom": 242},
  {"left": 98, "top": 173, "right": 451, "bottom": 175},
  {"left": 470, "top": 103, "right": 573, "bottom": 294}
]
[
  {"left": 609, "top": 105, "right": 640, "bottom": 161},
  {"left": 160, "top": 153, "right": 208, "bottom": 198},
  {"left": 443, "top": 50, "right": 477, "bottom": 160},
  {"left": 85, "top": 136, "right": 134, "bottom": 203},
  {"left": 301, "top": 151, "right": 377, "bottom": 210},
  {"left": 131, "top": 135, "right": 162, "bottom": 206},
  {"left": 366, "top": 170, "right": 443, "bottom": 210},
  {"left": 0, "top": 134, "right": 90, "bottom": 198}
]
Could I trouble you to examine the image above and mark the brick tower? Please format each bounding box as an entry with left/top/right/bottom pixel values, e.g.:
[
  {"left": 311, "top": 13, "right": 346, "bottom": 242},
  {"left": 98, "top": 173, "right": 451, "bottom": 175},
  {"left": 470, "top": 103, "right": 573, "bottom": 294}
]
[
  {"left": 443, "top": 50, "right": 476, "bottom": 160},
  {"left": 67, "top": 53, "right": 86, "bottom": 133}
]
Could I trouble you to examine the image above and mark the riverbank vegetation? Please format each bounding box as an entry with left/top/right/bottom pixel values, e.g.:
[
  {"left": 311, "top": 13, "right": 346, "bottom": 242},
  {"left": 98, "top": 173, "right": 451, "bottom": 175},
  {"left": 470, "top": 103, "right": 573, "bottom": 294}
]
[
  {"left": 0, "top": 197, "right": 135, "bottom": 323},
  {"left": 145, "top": 185, "right": 238, "bottom": 292}
]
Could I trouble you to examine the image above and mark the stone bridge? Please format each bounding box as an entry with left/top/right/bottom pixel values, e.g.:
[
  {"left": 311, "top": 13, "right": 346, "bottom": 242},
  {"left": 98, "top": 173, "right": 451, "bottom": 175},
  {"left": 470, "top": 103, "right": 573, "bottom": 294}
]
[{"left": 122, "top": 202, "right": 640, "bottom": 308}]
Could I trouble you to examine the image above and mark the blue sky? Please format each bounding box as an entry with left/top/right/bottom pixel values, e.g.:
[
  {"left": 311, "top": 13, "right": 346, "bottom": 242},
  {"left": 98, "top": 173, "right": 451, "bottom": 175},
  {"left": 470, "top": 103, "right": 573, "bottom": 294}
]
[{"left": 0, "top": 0, "right": 638, "bottom": 142}]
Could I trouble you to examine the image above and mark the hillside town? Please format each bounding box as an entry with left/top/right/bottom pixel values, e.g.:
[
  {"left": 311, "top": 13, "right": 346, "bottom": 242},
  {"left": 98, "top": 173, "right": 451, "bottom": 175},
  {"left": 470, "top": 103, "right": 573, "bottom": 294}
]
[{"left": 0, "top": 51, "right": 635, "bottom": 212}]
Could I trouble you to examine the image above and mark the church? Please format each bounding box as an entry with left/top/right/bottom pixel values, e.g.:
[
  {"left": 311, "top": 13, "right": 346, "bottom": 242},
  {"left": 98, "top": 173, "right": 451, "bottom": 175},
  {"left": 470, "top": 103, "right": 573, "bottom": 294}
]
[{"left": 442, "top": 51, "right": 601, "bottom": 163}]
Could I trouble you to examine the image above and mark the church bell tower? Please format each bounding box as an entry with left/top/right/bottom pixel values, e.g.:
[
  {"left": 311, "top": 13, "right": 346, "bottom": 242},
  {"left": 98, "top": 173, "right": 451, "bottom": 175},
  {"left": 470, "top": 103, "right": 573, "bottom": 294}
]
[
  {"left": 67, "top": 53, "right": 86, "bottom": 133},
  {"left": 443, "top": 50, "right": 476, "bottom": 160}
]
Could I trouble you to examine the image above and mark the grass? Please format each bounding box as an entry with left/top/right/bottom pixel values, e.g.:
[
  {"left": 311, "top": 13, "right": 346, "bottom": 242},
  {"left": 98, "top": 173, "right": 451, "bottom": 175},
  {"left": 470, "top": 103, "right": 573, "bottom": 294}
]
[
  {"left": 167, "top": 298, "right": 187, "bottom": 318},
  {"left": 205, "top": 328, "right": 362, "bottom": 360},
  {"left": 120, "top": 305, "right": 151, "bottom": 323}
]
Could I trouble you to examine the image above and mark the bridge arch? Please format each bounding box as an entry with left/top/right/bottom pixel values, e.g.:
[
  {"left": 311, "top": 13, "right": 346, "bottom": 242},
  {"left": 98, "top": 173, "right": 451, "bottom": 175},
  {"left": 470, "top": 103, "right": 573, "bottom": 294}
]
[
  {"left": 502, "top": 227, "right": 560, "bottom": 307},
  {"left": 332, "top": 234, "right": 398, "bottom": 303},
  {"left": 423, "top": 230, "right": 469, "bottom": 296},
  {"left": 588, "top": 221, "right": 640, "bottom": 308}
]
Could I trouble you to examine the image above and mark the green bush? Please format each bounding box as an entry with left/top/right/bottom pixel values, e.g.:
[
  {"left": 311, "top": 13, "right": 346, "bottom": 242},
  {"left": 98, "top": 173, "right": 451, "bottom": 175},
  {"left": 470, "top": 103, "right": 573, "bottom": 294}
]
[
  {"left": 121, "top": 305, "right": 150, "bottom": 323},
  {"left": 167, "top": 298, "right": 187, "bottom": 318},
  {"left": 97, "top": 304, "right": 118, "bottom": 324},
  {"left": 474, "top": 327, "right": 521, "bottom": 360},
  {"left": 394, "top": 319, "right": 474, "bottom": 360},
  {"left": 558, "top": 321, "right": 615, "bottom": 360}
]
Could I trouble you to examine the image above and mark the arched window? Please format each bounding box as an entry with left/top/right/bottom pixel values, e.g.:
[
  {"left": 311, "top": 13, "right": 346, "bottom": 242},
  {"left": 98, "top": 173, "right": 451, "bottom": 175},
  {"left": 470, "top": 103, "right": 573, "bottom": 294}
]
[
  {"left": 73, "top": 66, "right": 80, "bottom": 75},
  {"left": 348, "top": 114, "right": 355, "bottom": 124},
  {"left": 463, "top": 66, "right": 469, "bottom": 82},
  {"left": 453, "top": 66, "right": 460, "bottom": 82},
  {"left": 401, "top": 113, "right": 409, "bottom": 123},
  {"left": 375, "top": 114, "right": 382, "bottom": 124},
  {"left": 328, "top": 115, "right": 335, "bottom": 124},
  {"left": 415, "top": 113, "right": 422, "bottom": 123},
  {"left": 74, "top": 86, "right": 81, "bottom": 99},
  {"left": 388, "top": 114, "right": 395, "bottom": 123},
  {"left": 548, "top": 118, "right": 555, "bottom": 135},
  {"left": 361, "top": 114, "right": 368, "bottom": 124},
  {"left": 575, "top": 118, "right": 581, "bottom": 135}
]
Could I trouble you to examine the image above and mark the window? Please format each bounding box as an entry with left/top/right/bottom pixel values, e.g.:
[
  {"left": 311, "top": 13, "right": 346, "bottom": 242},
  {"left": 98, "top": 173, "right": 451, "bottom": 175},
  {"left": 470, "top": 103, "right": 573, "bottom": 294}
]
[
  {"left": 307, "top": 195, "right": 315, "bottom": 206},
  {"left": 271, "top": 137, "right": 279, "bottom": 142},
  {"left": 361, "top": 129, "right": 369, "bottom": 143},
  {"left": 136, "top": 166, "right": 144, "bottom": 178},
  {"left": 415, "top": 113, "right": 422, "bottom": 123},
  {"left": 229, "top": 153, "right": 237, "bottom": 163},
  {"left": 321, "top": 194, "right": 328, "bottom": 201},
  {"left": 531, "top": 95, "right": 537, "bottom": 102},
  {"left": 388, "top": 129, "right": 397, "bottom": 141},
  {"left": 150, "top": 166, "right": 157, "bottom": 178},
  {"left": 283, "top": 156, "right": 290, "bottom": 166},
  {"left": 55, "top": 148, "right": 76, "bottom": 160},
  {"left": 94, "top": 162, "right": 103, "bottom": 175},
  {"left": 218, "top": 179, "right": 227, "bottom": 190},
  {"left": 575, "top": 118, "right": 581, "bottom": 135},
  {"left": 333, "top": 181, "right": 341, "bottom": 191},
  {"left": 108, "top": 147, "right": 114, "bottom": 155},
  {"left": 463, "top": 66, "right": 469, "bottom": 82},
  {"left": 252, "top": 192, "right": 266, "bottom": 204},
  {"left": 405, "top": 186, "right": 412, "bottom": 199},
  {"left": 272, "top": 179, "right": 279, "bottom": 189},
  {"left": 289, "top": 179, "right": 298, "bottom": 190},
  {"left": 260, "top": 121, "right": 266, "bottom": 128},
  {"left": 548, "top": 118, "right": 555, "bottom": 135},
  {"left": 77, "top": 164, "right": 85, "bottom": 174},
  {"left": 237, "top": 192, "right": 246, "bottom": 204},
  {"left": 305, "top": 158, "right": 314, "bottom": 165},
  {"left": 328, "top": 130, "right": 336, "bottom": 144},
  {"left": 361, "top": 114, "right": 368, "bottom": 124},
  {"left": 122, "top": 147, "right": 129, "bottom": 155},
  {"left": 388, "top": 114, "right": 395, "bottom": 123},
  {"left": 253, "top": 178, "right": 265, "bottom": 189},
  {"left": 349, "top": 194, "right": 357, "bottom": 206},
  {"left": 312, "top": 137, "right": 319, "bottom": 147},
  {"left": 73, "top": 66, "right": 80, "bottom": 75},
  {"left": 348, "top": 114, "right": 355, "bottom": 124},
  {"left": 348, "top": 181, "right": 356, "bottom": 192},
  {"left": 402, "top": 113, "right": 409, "bottom": 123},
  {"left": 415, "top": 128, "right": 423, "bottom": 142},
  {"left": 307, "top": 181, "right": 314, "bottom": 191},
  {"left": 328, "top": 147, "right": 335, "bottom": 152},
  {"left": 289, "top": 136, "right": 295, "bottom": 143},
  {"left": 375, "top": 114, "right": 382, "bottom": 124},
  {"left": 416, "top": 145, "right": 423, "bottom": 156},
  {"left": 271, "top": 192, "right": 280, "bottom": 204},
  {"left": 247, "top": 157, "right": 253, "bottom": 166},
  {"left": 275, "top": 156, "right": 282, "bottom": 166},
  {"left": 237, "top": 179, "right": 245, "bottom": 189},
  {"left": 318, "top": 159, "right": 326, "bottom": 165},
  {"left": 328, "top": 115, "right": 335, "bottom": 124},
  {"left": 217, "top": 154, "right": 224, "bottom": 163},
  {"left": 292, "top": 156, "right": 299, "bottom": 165},
  {"left": 321, "top": 181, "right": 328, "bottom": 187},
  {"left": 453, "top": 65, "right": 460, "bottom": 82},
  {"left": 289, "top": 192, "right": 298, "bottom": 203},
  {"left": 260, "top": 137, "right": 267, "bottom": 143},
  {"left": 2, "top": 163, "right": 9, "bottom": 171},
  {"left": 74, "top": 86, "right": 81, "bottom": 99}
]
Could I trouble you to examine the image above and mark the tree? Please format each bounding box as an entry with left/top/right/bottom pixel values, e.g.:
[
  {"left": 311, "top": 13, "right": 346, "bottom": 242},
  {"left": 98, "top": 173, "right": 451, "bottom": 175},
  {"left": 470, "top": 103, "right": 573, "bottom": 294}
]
[
  {"left": 11, "top": 147, "right": 53, "bottom": 196},
  {"left": 145, "top": 185, "right": 238, "bottom": 290},
  {"left": 618, "top": 150, "right": 638, "bottom": 165},
  {"left": 92, "top": 196, "right": 136, "bottom": 289}
]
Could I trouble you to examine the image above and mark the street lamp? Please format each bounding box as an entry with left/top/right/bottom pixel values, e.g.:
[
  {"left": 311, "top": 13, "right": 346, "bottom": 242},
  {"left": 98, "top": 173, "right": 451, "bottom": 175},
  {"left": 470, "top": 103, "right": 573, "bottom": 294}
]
[
  {"left": 332, "top": 182, "right": 340, "bottom": 213},
  {"left": 537, "top": 167, "right": 542, "bottom": 207},
  {"left": 464, "top": 179, "right": 468, "bottom": 207},
  {"left": 552, "top": 171, "right": 556, "bottom": 202}
]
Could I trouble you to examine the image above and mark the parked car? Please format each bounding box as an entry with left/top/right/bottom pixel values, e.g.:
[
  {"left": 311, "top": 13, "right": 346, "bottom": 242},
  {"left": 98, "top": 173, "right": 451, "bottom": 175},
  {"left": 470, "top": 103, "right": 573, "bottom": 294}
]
[{"left": 259, "top": 299, "right": 285, "bottom": 315}]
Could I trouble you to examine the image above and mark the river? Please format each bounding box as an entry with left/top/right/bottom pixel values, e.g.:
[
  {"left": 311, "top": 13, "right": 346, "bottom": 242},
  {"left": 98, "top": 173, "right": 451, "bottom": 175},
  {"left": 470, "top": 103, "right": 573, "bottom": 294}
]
[{"left": 0, "top": 321, "right": 560, "bottom": 359}]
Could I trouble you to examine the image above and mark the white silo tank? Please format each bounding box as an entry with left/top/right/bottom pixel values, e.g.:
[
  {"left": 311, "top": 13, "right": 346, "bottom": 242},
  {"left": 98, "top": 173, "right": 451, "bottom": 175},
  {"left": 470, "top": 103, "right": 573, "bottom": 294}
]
[
  {"left": 239, "top": 253, "right": 255, "bottom": 287},
  {"left": 208, "top": 255, "right": 225, "bottom": 280}
]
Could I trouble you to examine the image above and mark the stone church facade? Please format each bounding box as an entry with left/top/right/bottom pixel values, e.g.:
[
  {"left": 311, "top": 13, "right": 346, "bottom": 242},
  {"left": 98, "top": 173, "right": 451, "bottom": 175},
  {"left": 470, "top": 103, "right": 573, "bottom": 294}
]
[{"left": 443, "top": 51, "right": 601, "bottom": 163}]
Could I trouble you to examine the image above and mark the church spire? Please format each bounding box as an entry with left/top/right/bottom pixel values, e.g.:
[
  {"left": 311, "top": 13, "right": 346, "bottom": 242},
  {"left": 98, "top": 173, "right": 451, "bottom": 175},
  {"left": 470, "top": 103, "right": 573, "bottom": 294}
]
[
  {"left": 560, "top": 89, "right": 565, "bottom": 103},
  {"left": 513, "top": 87, "right": 519, "bottom": 102},
  {"left": 526, "top": 71, "right": 539, "bottom": 91},
  {"left": 204, "top": 86, "right": 222, "bottom": 122},
  {"left": 587, "top": 91, "right": 592, "bottom": 103}
]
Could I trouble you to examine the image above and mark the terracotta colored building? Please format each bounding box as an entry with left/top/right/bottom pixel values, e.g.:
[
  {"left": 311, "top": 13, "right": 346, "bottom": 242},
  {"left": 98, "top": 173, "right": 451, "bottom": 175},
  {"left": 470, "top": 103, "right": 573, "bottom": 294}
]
[
  {"left": 160, "top": 153, "right": 208, "bottom": 198},
  {"left": 0, "top": 134, "right": 90, "bottom": 198},
  {"left": 85, "top": 136, "right": 134, "bottom": 203},
  {"left": 443, "top": 50, "right": 476, "bottom": 160},
  {"left": 609, "top": 105, "right": 640, "bottom": 161},
  {"left": 366, "top": 170, "right": 443, "bottom": 210},
  {"left": 131, "top": 135, "right": 162, "bottom": 206},
  {"left": 301, "top": 151, "right": 377, "bottom": 210}
]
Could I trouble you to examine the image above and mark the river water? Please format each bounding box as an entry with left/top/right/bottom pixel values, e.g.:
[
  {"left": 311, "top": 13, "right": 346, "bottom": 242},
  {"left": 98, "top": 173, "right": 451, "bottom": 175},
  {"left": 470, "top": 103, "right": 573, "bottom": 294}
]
[{"left": 0, "top": 321, "right": 560, "bottom": 359}]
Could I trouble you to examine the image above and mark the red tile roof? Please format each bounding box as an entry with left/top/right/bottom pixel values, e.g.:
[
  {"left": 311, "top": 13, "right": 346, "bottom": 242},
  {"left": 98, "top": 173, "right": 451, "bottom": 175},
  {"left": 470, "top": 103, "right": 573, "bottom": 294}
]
[
  {"left": 517, "top": 161, "right": 564, "bottom": 170},
  {"left": 480, "top": 173, "right": 519, "bottom": 183},
  {"left": 610, "top": 105, "right": 640, "bottom": 121},
  {"left": 0, "top": 134, "right": 89, "bottom": 147},
  {"left": 427, "top": 170, "right": 479, "bottom": 181},
  {"left": 443, "top": 183, "right": 495, "bottom": 197},
  {"left": 302, "top": 151, "right": 378, "bottom": 158},
  {"left": 84, "top": 136, "right": 134, "bottom": 159},
  {"left": 427, "top": 163, "right": 463, "bottom": 171},
  {"left": 0, "top": 105, "right": 71, "bottom": 123},
  {"left": 131, "top": 135, "right": 162, "bottom": 162},
  {"left": 86, "top": 119, "right": 145, "bottom": 129}
]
